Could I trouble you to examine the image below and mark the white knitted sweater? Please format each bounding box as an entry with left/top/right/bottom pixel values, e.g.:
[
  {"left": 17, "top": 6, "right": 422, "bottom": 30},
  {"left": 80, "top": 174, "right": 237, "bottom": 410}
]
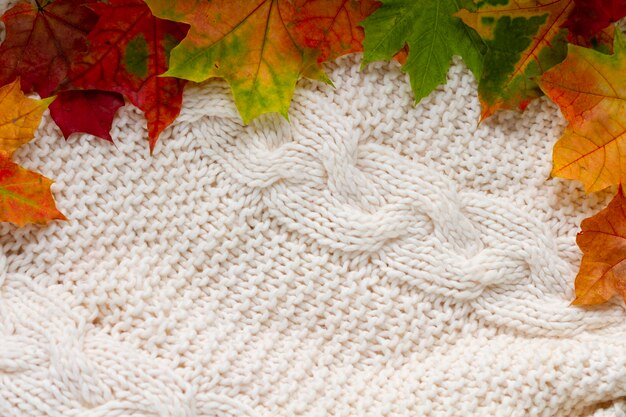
[{"left": 1, "top": 43, "right": 626, "bottom": 416}]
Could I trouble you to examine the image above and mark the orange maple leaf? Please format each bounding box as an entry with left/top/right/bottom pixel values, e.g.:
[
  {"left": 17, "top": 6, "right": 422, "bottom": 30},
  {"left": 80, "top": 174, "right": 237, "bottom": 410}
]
[
  {"left": 0, "top": 80, "right": 65, "bottom": 226},
  {"left": 538, "top": 31, "right": 626, "bottom": 192},
  {"left": 573, "top": 187, "right": 626, "bottom": 305}
]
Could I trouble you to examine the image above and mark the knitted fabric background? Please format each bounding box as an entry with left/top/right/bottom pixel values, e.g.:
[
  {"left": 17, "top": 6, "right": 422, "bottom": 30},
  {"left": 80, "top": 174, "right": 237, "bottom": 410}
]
[{"left": 1, "top": 13, "right": 626, "bottom": 415}]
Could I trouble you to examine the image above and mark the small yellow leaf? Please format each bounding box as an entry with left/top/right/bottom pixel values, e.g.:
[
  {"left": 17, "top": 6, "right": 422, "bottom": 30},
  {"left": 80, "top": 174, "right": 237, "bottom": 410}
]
[
  {"left": 0, "top": 79, "right": 64, "bottom": 226},
  {"left": 0, "top": 80, "right": 54, "bottom": 158}
]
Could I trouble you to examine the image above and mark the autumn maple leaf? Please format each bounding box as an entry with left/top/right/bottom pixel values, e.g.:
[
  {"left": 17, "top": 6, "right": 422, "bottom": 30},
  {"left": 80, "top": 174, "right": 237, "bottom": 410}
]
[
  {"left": 456, "top": 0, "right": 573, "bottom": 120},
  {"left": 0, "top": 0, "right": 126, "bottom": 143},
  {"left": 573, "top": 187, "right": 626, "bottom": 305},
  {"left": 0, "top": 80, "right": 53, "bottom": 158},
  {"left": 0, "top": 80, "right": 64, "bottom": 226},
  {"left": 289, "top": 0, "right": 379, "bottom": 63},
  {"left": 143, "top": 0, "right": 378, "bottom": 124},
  {"left": 66, "top": 0, "right": 189, "bottom": 151},
  {"left": 0, "top": 0, "right": 97, "bottom": 97},
  {"left": 538, "top": 32, "right": 626, "bottom": 193}
]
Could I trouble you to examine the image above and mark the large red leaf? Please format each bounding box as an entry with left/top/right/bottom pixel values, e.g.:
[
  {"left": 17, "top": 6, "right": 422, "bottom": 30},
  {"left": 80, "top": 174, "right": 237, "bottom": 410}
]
[
  {"left": 67, "top": 0, "right": 189, "bottom": 151},
  {"left": 49, "top": 90, "right": 125, "bottom": 142},
  {"left": 0, "top": 0, "right": 97, "bottom": 97}
]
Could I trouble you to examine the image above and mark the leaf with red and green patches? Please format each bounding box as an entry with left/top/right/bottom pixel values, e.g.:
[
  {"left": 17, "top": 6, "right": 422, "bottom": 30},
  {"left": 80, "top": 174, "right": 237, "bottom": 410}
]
[
  {"left": 456, "top": 0, "right": 573, "bottom": 120},
  {"left": 67, "top": 0, "right": 189, "bottom": 151},
  {"left": 0, "top": 0, "right": 97, "bottom": 97},
  {"left": 49, "top": 90, "right": 125, "bottom": 142},
  {"left": 0, "top": 80, "right": 64, "bottom": 226},
  {"left": 568, "top": 24, "right": 614, "bottom": 54},
  {"left": 143, "top": 0, "right": 378, "bottom": 124},
  {"left": 565, "top": 0, "right": 626, "bottom": 40},
  {"left": 572, "top": 187, "right": 626, "bottom": 306},
  {"left": 538, "top": 32, "right": 626, "bottom": 193}
]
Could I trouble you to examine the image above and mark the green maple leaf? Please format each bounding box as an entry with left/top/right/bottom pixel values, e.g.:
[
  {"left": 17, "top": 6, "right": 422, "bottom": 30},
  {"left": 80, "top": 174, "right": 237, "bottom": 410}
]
[
  {"left": 455, "top": 0, "right": 573, "bottom": 119},
  {"left": 362, "top": 0, "right": 485, "bottom": 104}
]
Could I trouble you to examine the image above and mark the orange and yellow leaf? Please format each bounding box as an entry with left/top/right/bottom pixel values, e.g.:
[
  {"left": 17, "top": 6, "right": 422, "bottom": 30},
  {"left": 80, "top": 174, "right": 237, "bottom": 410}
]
[
  {"left": 144, "top": 0, "right": 377, "bottom": 123},
  {"left": 0, "top": 80, "right": 54, "bottom": 158},
  {"left": 573, "top": 187, "right": 626, "bottom": 305},
  {"left": 0, "top": 80, "right": 64, "bottom": 226},
  {"left": 0, "top": 159, "right": 65, "bottom": 227},
  {"left": 538, "top": 32, "right": 626, "bottom": 192}
]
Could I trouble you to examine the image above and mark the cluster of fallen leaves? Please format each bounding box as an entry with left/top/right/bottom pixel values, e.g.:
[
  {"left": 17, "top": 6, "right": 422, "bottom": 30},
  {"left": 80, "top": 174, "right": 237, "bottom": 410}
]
[
  {"left": 2, "top": 0, "right": 626, "bottom": 307},
  {"left": 0, "top": 0, "right": 377, "bottom": 224}
]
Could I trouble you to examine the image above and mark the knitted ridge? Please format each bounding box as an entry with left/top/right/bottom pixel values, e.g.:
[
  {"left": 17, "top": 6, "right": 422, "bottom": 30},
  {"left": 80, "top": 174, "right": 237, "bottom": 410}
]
[{"left": 1, "top": 54, "right": 626, "bottom": 416}]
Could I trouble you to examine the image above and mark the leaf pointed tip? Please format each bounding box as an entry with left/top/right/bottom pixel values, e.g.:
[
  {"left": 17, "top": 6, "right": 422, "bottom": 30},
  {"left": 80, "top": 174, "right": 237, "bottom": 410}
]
[
  {"left": 479, "top": 105, "right": 496, "bottom": 123},
  {"left": 51, "top": 209, "right": 68, "bottom": 223},
  {"left": 614, "top": 27, "right": 626, "bottom": 54},
  {"left": 239, "top": 111, "right": 253, "bottom": 126},
  {"left": 570, "top": 294, "right": 605, "bottom": 307},
  {"left": 148, "top": 136, "right": 158, "bottom": 155},
  {"left": 40, "top": 95, "right": 56, "bottom": 108},
  {"left": 570, "top": 297, "right": 583, "bottom": 306}
]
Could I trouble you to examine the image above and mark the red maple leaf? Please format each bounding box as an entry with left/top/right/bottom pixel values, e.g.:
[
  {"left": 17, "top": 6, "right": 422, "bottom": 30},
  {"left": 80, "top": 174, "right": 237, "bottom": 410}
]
[
  {"left": 0, "top": 0, "right": 126, "bottom": 142},
  {"left": 0, "top": 0, "right": 97, "bottom": 96},
  {"left": 49, "top": 90, "right": 125, "bottom": 142},
  {"left": 67, "top": 0, "right": 189, "bottom": 151}
]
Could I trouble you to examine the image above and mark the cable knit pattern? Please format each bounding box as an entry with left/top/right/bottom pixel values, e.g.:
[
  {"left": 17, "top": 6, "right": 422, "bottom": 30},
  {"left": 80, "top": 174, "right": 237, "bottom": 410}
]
[{"left": 1, "top": 15, "right": 626, "bottom": 415}]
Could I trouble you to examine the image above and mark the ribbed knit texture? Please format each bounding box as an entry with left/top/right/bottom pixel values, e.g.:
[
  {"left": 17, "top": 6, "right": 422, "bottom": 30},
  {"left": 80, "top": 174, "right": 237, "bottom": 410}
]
[{"left": 0, "top": 27, "right": 626, "bottom": 416}]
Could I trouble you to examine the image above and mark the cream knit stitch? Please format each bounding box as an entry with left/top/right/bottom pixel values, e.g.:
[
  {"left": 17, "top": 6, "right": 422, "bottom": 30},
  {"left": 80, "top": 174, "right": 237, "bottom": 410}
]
[{"left": 1, "top": 17, "right": 626, "bottom": 416}]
